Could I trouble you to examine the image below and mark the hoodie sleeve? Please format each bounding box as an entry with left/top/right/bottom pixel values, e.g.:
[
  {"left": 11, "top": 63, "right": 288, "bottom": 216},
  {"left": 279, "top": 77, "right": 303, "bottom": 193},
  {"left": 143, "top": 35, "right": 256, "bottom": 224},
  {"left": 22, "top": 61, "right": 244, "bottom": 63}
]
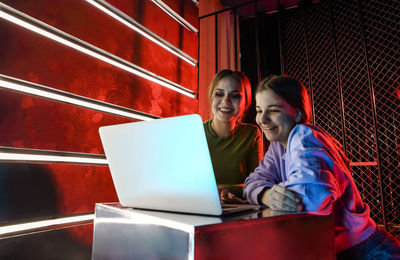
[
  {"left": 281, "top": 125, "right": 343, "bottom": 215},
  {"left": 244, "top": 142, "right": 283, "bottom": 204}
]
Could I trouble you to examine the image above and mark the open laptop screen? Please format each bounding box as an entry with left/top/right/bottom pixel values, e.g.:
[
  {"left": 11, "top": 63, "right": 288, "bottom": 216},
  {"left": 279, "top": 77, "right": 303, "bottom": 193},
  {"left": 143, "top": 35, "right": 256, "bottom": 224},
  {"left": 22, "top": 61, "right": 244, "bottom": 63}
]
[{"left": 99, "top": 114, "right": 223, "bottom": 215}]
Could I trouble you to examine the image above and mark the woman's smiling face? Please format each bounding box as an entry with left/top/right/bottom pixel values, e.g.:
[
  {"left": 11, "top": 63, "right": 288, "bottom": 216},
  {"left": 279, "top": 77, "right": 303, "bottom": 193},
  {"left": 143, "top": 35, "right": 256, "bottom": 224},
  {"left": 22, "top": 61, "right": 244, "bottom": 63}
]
[
  {"left": 211, "top": 76, "right": 244, "bottom": 123},
  {"left": 255, "top": 88, "right": 298, "bottom": 148}
]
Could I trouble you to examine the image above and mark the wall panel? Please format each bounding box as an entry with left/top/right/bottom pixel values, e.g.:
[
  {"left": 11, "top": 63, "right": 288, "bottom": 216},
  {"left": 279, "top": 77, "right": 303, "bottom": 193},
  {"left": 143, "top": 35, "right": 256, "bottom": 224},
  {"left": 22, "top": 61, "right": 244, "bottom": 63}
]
[
  {"left": 0, "top": 16, "right": 198, "bottom": 119},
  {"left": 0, "top": 163, "right": 116, "bottom": 223},
  {"left": 280, "top": 0, "right": 400, "bottom": 234},
  {"left": 331, "top": 0, "right": 384, "bottom": 224},
  {"left": 0, "top": 89, "right": 134, "bottom": 152},
  {"left": 0, "top": 0, "right": 198, "bottom": 90},
  {"left": 305, "top": 0, "right": 344, "bottom": 146},
  {"left": 0, "top": 0, "right": 199, "bottom": 257},
  {"left": 332, "top": 0, "right": 375, "bottom": 163},
  {"left": 281, "top": 8, "right": 310, "bottom": 107},
  {"left": 362, "top": 0, "right": 400, "bottom": 232},
  {"left": 0, "top": 224, "right": 93, "bottom": 259}
]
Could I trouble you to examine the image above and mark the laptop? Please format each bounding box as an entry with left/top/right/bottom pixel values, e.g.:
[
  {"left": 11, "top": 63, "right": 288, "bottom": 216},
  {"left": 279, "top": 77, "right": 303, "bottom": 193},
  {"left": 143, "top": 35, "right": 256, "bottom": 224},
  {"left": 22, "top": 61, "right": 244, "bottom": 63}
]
[{"left": 99, "top": 114, "right": 259, "bottom": 216}]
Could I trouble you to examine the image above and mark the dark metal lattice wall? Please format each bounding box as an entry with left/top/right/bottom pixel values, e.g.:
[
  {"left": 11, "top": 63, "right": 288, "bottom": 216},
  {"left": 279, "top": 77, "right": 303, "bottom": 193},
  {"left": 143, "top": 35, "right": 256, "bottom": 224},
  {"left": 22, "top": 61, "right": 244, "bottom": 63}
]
[{"left": 281, "top": 0, "right": 400, "bottom": 234}]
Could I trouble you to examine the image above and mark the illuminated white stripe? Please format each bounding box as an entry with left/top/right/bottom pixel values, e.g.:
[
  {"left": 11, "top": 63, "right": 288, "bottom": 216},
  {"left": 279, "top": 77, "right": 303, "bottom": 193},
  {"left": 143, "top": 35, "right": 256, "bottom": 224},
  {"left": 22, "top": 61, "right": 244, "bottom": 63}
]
[
  {"left": 0, "top": 152, "right": 108, "bottom": 164},
  {"left": 151, "top": 0, "right": 198, "bottom": 33},
  {"left": 350, "top": 162, "right": 378, "bottom": 166},
  {"left": 0, "top": 75, "right": 157, "bottom": 121},
  {"left": 0, "top": 3, "right": 196, "bottom": 98},
  {"left": 0, "top": 214, "right": 94, "bottom": 236},
  {"left": 86, "top": 0, "right": 197, "bottom": 66}
]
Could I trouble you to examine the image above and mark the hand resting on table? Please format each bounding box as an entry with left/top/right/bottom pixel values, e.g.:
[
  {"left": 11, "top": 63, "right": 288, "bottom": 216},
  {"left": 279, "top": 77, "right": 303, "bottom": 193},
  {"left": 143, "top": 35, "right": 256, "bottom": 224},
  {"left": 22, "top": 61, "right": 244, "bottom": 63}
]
[{"left": 261, "top": 184, "right": 303, "bottom": 212}]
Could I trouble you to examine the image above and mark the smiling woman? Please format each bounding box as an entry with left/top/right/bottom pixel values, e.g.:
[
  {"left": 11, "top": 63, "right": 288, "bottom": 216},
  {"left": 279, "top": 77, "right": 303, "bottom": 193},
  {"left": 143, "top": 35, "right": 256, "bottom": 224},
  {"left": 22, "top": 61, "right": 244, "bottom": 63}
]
[
  {"left": 244, "top": 75, "right": 400, "bottom": 259},
  {"left": 203, "top": 69, "right": 263, "bottom": 203}
]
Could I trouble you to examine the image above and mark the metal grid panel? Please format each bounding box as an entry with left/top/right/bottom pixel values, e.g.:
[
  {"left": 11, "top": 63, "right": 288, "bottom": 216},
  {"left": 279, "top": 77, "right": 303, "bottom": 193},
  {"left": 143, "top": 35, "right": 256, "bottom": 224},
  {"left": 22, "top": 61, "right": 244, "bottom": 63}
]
[
  {"left": 279, "top": 0, "right": 400, "bottom": 232},
  {"left": 362, "top": 0, "right": 400, "bottom": 234},
  {"left": 281, "top": 10, "right": 310, "bottom": 93},
  {"left": 332, "top": 0, "right": 384, "bottom": 224},
  {"left": 305, "top": 1, "right": 344, "bottom": 146},
  {"left": 332, "top": 0, "right": 377, "bottom": 164},
  {"left": 352, "top": 165, "right": 384, "bottom": 223}
]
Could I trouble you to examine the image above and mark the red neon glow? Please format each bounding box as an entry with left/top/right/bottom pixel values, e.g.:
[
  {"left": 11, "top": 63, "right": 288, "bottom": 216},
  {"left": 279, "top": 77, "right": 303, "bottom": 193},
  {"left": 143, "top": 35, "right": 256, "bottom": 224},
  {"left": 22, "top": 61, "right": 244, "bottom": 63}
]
[
  {"left": 0, "top": 0, "right": 199, "bottom": 251},
  {"left": 285, "top": 5, "right": 298, "bottom": 10},
  {"left": 265, "top": 10, "right": 278, "bottom": 14}
]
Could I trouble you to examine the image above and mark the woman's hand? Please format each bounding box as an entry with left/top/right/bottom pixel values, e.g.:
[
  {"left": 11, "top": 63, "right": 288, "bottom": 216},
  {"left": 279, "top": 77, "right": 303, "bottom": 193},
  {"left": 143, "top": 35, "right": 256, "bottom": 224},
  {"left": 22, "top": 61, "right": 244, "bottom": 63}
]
[
  {"left": 218, "top": 186, "right": 247, "bottom": 204},
  {"left": 261, "top": 184, "right": 303, "bottom": 212}
]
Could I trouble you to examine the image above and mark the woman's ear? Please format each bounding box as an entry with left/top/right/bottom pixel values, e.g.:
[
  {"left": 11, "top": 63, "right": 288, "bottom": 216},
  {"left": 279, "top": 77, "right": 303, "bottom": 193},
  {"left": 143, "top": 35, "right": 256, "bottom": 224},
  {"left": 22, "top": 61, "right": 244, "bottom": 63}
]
[{"left": 295, "top": 111, "right": 302, "bottom": 123}]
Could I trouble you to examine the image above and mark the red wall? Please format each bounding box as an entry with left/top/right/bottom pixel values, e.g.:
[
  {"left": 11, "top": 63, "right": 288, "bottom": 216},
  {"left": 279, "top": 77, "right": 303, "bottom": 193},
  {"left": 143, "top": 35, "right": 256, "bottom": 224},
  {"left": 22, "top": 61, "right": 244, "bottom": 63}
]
[{"left": 0, "top": 0, "right": 198, "bottom": 256}]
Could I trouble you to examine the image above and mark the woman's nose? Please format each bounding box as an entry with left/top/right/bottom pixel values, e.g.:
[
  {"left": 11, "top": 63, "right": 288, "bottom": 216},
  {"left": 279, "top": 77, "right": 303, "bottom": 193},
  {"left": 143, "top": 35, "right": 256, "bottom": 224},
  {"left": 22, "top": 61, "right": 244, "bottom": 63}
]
[
  {"left": 259, "top": 112, "right": 270, "bottom": 123},
  {"left": 222, "top": 95, "right": 231, "bottom": 104}
]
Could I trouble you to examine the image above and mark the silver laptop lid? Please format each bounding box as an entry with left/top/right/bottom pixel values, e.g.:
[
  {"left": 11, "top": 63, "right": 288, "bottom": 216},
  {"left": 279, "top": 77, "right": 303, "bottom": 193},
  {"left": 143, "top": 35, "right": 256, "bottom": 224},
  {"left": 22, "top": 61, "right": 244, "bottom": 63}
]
[{"left": 99, "top": 114, "right": 223, "bottom": 215}]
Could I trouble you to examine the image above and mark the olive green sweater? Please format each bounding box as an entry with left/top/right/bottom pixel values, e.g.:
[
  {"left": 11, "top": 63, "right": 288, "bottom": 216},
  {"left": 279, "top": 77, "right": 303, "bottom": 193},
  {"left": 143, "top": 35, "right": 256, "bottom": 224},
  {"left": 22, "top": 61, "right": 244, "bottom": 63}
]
[{"left": 204, "top": 120, "right": 262, "bottom": 198}]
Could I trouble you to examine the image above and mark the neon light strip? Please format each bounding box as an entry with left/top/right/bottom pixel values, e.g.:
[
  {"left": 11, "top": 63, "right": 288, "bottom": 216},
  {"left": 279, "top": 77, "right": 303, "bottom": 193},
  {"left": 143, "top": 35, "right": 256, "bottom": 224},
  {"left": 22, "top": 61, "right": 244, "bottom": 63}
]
[
  {"left": 285, "top": 5, "right": 298, "bottom": 10},
  {"left": 0, "top": 3, "right": 196, "bottom": 98},
  {"left": 151, "top": 0, "right": 198, "bottom": 33},
  {"left": 0, "top": 74, "right": 159, "bottom": 121},
  {"left": 350, "top": 162, "right": 378, "bottom": 166},
  {"left": 0, "top": 152, "right": 108, "bottom": 164},
  {"left": 86, "top": 0, "right": 197, "bottom": 66},
  {"left": 265, "top": 10, "right": 278, "bottom": 14},
  {"left": 0, "top": 214, "right": 94, "bottom": 236}
]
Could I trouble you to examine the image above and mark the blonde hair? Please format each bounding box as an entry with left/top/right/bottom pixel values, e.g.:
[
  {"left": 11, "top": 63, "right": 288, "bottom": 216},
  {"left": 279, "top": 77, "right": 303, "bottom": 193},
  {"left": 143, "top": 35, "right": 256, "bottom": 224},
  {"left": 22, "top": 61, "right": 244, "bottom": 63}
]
[{"left": 208, "top": 69, "right": 252, "bottom": 123}]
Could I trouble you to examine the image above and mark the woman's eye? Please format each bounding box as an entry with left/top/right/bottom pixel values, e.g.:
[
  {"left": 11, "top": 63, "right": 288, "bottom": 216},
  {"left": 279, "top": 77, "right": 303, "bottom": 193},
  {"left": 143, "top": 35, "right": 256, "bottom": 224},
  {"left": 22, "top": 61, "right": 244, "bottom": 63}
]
[
  {"left": 231, "top": 94, "right": 242, "bottom": 99},
  {"left": 255, "top": 110, "right": 261, "bottom": 114},
  {"left": 215, "top": 92, "right": 224, "bottom": 97}
]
